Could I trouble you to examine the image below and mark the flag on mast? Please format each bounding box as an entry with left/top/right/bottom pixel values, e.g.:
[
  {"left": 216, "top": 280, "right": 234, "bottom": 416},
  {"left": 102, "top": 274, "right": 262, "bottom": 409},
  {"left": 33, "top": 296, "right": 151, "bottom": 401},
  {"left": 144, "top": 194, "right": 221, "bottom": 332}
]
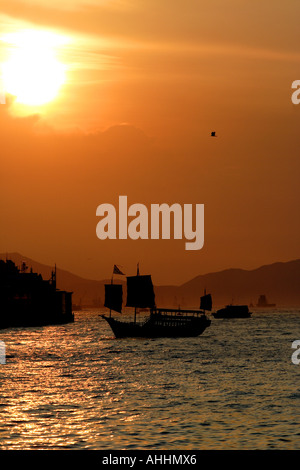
[{"left": 113, "top": 265, "right": 125, "bottom": 275}]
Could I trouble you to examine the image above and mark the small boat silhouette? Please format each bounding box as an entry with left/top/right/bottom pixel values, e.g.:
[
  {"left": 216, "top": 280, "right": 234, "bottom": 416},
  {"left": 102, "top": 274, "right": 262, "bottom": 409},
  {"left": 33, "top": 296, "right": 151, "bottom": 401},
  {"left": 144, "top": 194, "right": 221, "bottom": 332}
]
[{"left": 213, "top": 304, "right": 251, "bottom": 319}]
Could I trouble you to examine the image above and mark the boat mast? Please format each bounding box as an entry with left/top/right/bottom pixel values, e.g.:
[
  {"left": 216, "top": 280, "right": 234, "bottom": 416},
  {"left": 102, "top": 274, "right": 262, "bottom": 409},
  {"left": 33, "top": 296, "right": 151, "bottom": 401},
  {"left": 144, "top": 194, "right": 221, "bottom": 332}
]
[
  {"left": 110, "top": 267, "right": 114, "bottom": 318},
  {"left": 105, "top": 265, "right": 125, "bottom": 318},
  {"left": 134, "top": 262, "right": 139, "bottom": 324}
]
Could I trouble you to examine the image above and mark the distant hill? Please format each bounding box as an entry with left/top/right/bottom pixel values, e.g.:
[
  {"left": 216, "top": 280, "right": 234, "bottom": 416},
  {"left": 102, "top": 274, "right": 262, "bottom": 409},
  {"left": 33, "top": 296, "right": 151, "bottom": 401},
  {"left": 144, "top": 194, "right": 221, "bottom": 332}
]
[
  {"left": 155, "top": 260, "right": 300, "bottom": 308},
  {"left": 1, "top": 253, "right": 299, "bottom": 308}
]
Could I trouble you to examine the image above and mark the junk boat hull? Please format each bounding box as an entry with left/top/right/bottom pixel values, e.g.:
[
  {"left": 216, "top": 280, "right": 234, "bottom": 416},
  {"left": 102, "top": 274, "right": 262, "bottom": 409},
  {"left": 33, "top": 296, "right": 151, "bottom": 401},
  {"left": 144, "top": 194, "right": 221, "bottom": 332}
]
[{"left": 102, "top": 309, "right": 211, "bottom": 338}]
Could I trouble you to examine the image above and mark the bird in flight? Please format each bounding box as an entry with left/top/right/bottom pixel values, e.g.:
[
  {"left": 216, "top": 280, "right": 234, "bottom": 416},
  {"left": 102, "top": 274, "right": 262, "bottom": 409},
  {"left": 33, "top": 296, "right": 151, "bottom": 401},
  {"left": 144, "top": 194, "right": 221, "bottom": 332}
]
[{"left": 211, "top": 131, "right": 217, "bottom": 137}]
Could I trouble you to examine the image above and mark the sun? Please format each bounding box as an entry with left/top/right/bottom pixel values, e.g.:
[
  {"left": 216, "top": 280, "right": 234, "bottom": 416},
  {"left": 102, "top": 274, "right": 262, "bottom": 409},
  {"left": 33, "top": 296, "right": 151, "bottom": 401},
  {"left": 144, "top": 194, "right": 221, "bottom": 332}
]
[{"left": 1, "top": 30, "right": 67, "bottom": 106}]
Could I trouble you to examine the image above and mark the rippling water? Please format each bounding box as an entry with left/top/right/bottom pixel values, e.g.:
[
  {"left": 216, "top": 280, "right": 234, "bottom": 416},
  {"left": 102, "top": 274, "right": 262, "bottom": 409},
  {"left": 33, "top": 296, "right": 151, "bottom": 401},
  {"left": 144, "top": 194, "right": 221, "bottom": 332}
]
[{"left": 0, "top": 308, "right": 299, "bottom": 450}]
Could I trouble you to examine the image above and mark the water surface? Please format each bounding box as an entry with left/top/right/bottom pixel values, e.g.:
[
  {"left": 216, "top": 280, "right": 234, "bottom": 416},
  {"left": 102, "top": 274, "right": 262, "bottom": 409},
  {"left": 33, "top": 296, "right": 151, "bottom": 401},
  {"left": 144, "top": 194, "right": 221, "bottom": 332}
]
[{"left": 0, "top": 309, "right": 299, "bottom": 449}]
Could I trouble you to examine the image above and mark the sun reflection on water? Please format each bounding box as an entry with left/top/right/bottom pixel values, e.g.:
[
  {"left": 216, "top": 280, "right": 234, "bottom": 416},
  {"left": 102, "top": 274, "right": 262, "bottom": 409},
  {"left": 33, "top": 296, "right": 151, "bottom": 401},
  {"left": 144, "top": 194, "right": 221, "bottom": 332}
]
[{"left": 0, "top": 309, "right": 299, "bottom": 449}]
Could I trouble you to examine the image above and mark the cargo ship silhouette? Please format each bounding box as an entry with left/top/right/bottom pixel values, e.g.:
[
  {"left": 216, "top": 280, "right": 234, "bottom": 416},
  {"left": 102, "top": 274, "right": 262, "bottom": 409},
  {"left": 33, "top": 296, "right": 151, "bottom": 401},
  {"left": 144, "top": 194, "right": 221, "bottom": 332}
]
[{"left": 256, "top": 294, "right": 276, "bottom": 308}]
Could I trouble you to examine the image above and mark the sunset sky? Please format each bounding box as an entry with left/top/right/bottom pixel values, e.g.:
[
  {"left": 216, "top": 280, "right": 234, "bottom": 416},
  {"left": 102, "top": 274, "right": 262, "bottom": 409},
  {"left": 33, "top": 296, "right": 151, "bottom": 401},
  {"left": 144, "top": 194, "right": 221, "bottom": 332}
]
[{"left": 0, "top": 0, "right": 299, "bottom": 285}]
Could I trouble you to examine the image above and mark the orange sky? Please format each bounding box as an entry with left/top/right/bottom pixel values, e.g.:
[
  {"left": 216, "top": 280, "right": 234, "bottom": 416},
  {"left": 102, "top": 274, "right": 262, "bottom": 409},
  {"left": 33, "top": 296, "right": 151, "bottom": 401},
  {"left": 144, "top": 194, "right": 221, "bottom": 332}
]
[{"left": 0, "top": 1, "right": 299, "bottom": 285}]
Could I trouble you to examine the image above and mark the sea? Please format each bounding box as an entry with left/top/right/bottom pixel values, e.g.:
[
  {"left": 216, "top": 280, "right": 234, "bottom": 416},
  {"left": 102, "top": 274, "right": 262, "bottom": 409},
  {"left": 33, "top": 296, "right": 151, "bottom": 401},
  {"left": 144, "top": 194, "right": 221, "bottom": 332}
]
[{"left": 0, "top": 308, "right": 299, "bottom": 450}]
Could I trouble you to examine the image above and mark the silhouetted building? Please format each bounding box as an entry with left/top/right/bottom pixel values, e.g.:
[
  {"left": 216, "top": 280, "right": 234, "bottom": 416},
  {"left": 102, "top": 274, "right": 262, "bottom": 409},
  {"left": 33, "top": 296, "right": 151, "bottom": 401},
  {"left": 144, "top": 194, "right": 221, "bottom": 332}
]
[{"left": 0, "top": 259, "right": 73, "bottom": 329}]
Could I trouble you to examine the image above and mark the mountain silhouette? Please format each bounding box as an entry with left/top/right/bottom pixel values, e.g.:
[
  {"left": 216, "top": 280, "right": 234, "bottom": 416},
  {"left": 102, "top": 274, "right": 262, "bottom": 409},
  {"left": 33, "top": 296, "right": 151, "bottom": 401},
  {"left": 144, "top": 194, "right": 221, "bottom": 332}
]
[
  {"left": 1, "top": 253, "right": 299, "bottom": 308},
  {"left": 155, "top": 260, "right": 300, "bottom": 308}
]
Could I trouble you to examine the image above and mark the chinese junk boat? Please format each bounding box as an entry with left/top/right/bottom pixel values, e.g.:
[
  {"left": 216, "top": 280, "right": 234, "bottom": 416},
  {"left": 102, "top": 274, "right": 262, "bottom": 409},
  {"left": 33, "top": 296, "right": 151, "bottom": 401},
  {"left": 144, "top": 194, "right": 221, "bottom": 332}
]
[{"left": 101, "top": 266, "right": 211, "bottom": 338}]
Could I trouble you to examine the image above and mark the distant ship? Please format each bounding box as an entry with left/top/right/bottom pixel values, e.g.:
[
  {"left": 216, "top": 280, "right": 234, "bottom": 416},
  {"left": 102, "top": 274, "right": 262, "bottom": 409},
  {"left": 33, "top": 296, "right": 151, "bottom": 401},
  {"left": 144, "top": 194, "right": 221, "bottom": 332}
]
[
  {"left": 256, "top": 295, "right": 276, "bottom": 308},
  {"left": 101, "top": 265, "right": 211, "bottom": 338},
  {"left": 72, "top": 302, "right": 82, "bottom": 311},
  {"left": 213, "top": 304, "right": 252, "bottom": 319},
  {"left": 0, "top": 259, "right": 74, "bottom": 329}
]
